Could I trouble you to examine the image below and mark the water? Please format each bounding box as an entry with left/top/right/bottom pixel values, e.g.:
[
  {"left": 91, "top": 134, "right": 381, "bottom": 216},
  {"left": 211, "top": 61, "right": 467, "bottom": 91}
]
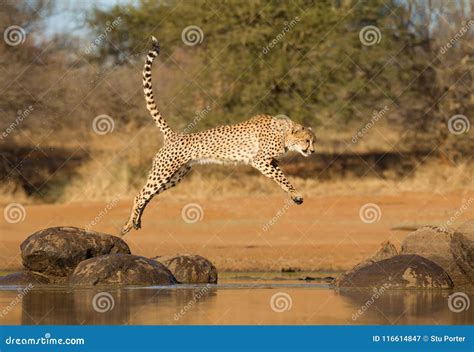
[{"left": 0, "top": 273, "right": 472, "bottom": 325}]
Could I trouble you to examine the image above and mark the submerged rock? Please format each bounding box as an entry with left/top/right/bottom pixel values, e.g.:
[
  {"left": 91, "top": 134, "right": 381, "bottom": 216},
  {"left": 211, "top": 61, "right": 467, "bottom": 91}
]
[
  {"left": 70, "top": 254, "right": 177, "bottom": 286},
  {"left": 20, "top": 227, "right": 131, "bottom": 277},
  {"left": 154, "top": 254, "right": 218, "bottom": 284},
  {"left": 336, "top": 254, "right": 453, "bottom": 289},
  {"left": 401, "top": 226, "right": 471, "bottom": 286}
]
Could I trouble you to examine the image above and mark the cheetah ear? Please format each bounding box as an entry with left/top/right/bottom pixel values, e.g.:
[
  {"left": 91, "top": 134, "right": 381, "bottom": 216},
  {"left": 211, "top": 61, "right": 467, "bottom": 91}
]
[{"left": 308, "top": 127, "right": 313, "bottom": 131}]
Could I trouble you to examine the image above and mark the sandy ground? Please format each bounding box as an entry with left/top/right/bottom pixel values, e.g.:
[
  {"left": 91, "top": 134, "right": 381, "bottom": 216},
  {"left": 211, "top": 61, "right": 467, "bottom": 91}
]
[{"left": 1, "top": 191, "right": 473, "bottom": 272}]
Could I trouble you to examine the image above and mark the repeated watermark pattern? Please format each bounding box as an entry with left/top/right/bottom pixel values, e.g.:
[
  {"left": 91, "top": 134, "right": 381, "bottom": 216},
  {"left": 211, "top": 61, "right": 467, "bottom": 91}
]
[
  {"left": 441, "top": 197, "right": 474, "bottom": 231},
  {"left": 447, "top": 292, "right": 470, "bottom": 313},
  {"left": 359, "top": 25, "right": 382, "bottom": 46},
  {"left": 85, "top": 194, "right": 121, "bottom": 231},
  {"left": 183, "top": 106, "right": 212, "bottom": 134},
  {"left": 0, "top": 105, "right": 34, "bottom": 141},
  {"left": 181, "top": 203, "right": 204, "bottom": 224},
  {"left": 92, "top": 292, "right": 115, "bottom": 313},
  {"left": 447, "top": 114, "right": 470, "bottom": 135},
  {"left": 270, "top": 292, "right": 292, "bottom": 313},
  {"left": 174, "top": 285, "right": 211, "bottom": 320},
  {"left": 0, "top": 283, "right": 33, "bottom": 318},
  {"left": 3, "top": 25, "right": 26, "bottom": 46},
  {"left": 262, "top": 198, "right": 294, "bottom": 232},
  {"left": 359, "top": 203, "right": 381, "bottom": 224},
  {"left": 262, "top": 16, "right": 300, "bottom": 55},
  {"left": 84, "top": 17, "right": 122, "bottom": 55},
  {"left": 3, "top": 203, "right": 26, "bottom": 224},
  {"left": 439, "top": 20, "right": 474, "bottom": 55},
  {"left": 351, "top": 106, "right": 389, "bottom": 144},
  {"left": 181, "top": 25, "right": 204, "bottom": 46},
  {"left": 92, "top": 114, "right": 115, "bottom": 135},
  {"left": 352, "top": 284, "right": 389, "bottom": 320}
]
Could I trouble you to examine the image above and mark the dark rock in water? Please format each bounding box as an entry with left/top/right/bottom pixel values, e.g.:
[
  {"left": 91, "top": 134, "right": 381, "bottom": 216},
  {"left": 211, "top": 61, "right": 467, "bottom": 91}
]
[
  {"left": 352, "top": 241, "right": 398, "bottom": 272},
  {"left": 21, "top": 227, "right": 131, "bottom": 277},
  {"left": 298, "top": 276, "right": 335, "bottom": 282},
  {"left": 281, "top": 267, "right": 301, "bottom": 273},
  {"left": 0, "top": 271, "right": 50, "bottom": 285},
  {"left": 70, "top": 254, "right": 177, "bottom": 286},
  {"left": 401, "top": 226, "right": 471, "bottom": 286},
  {"left": 451, "top": 231, "right": 474, "bottom": 283},
  {"left": 154, "top": 254, "right": 218, "bottom": 284},
  {"left": 336, "top": 255, "right": 453, "bottom": 289},
  {"left": 335, "top": 241, "right": 398, "bottom": 287}
]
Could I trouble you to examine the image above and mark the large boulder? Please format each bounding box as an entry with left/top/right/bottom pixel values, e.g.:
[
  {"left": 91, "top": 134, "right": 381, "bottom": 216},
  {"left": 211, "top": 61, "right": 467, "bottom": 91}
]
[
  {"left": 153, "top": 254, "right": 218, "bottom": 284},
  {"left": 451, "top": 232, "right": 474, "bottom": 283},
  {"left": 70, "top": 254, "right": 178, "bottom": 286},
  {"left": 336, "top": 241, "right": 397, "bottom": 285},
  {"left": 20, "top": 227, "right": 131, "bottom": 277},
  {"left": 400, "top": 226, "right": 471, "bottom": 286},
  {"left": 0, "top": 271, "right": 51, "bottom": 285},
  {"left": 336, "top": 254, "right": 453, "bottom": 289}
]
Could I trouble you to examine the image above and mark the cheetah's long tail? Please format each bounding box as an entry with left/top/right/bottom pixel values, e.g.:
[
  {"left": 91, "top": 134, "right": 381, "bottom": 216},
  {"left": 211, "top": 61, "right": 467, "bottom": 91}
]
[{"left": 142, "top": 36, "right": 174, "bottom": 138}]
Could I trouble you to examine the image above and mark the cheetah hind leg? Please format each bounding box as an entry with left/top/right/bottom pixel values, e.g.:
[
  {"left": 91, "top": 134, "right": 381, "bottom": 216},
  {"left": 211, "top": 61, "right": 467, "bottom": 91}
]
[{"left": 120, "top": 164, "right": 191, "bottom": 236}]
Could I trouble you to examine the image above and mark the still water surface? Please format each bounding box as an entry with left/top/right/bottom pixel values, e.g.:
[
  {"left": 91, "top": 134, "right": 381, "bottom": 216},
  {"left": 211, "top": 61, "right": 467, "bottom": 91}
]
[{"left": 0, "top": 273, "right": 472, "bottom": 325}]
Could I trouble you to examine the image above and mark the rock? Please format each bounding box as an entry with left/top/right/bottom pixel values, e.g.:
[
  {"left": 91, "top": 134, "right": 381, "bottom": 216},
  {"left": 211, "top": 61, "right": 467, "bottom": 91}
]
[
  {"left": 70, "top": 254, "right": 177, "bottom": 286},
  {"left": 154, "top": 254, "right": 218, "bottom": 284},
  {"left": 456, "top": 219, "right": 474, "bottom": 236},
  {"left": 352, "top": 241, "right": 398, "bottom": 271},
  {"left": 336, "top": 254, "right": 453, "bottom": 289},
  {"left": 336, "top": 241, "right": 397, "bottom": 286},
  {"left": 451, "top": 232, "right": 474, "bottom": 283},
  {"left": 401, "top": 226, "right": 471, "bottom": 286},
  {"left": 0, "top": 271, "right": 50, "bottom": 285},
  {"left": 21, "top": 227, "right": 131, "bottom": 277}
]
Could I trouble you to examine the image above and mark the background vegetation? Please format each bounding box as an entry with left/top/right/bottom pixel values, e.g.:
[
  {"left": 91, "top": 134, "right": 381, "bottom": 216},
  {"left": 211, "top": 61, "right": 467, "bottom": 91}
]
[{"left": 0, "top": 0, "right": 472, "bottom": 203}]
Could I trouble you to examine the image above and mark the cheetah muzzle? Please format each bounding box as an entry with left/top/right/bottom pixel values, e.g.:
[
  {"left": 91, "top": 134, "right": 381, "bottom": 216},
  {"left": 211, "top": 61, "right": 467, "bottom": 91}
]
[{"left": 120, "top": 37, "right": 316, "bottom": 236}]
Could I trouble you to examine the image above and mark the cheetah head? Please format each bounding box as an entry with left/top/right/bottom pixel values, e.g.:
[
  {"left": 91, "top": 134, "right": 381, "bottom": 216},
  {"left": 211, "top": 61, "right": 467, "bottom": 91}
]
[{"left": 286, "top": 124, "right": 316, "bottom": 157}]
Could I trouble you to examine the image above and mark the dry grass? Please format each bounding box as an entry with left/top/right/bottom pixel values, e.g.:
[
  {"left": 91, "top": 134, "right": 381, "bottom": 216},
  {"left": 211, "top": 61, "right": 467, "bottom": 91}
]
[{"left": 58, "top": 151, "right": 473, "bottom": 204}]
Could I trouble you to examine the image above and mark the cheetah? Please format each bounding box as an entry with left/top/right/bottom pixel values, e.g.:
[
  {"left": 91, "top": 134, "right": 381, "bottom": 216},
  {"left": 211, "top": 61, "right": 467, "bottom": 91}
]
[{"left": 120, "top": 37, "right": 316, "bottom": 235}]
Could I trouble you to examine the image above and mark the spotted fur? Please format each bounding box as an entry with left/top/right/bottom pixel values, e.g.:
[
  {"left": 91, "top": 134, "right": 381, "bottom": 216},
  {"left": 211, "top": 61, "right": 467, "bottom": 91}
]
[{"left": 120, "top": 37, "right": 316, "bottom": 235}]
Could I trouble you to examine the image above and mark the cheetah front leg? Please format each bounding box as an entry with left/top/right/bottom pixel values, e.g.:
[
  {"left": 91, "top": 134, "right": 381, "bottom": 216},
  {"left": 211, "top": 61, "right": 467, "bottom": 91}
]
[
  {"left": 120, "top": 163, "right": 191, "bottom": 235},
  {"left": 251, "top": 158, "right": 303, "bottom": 204}
]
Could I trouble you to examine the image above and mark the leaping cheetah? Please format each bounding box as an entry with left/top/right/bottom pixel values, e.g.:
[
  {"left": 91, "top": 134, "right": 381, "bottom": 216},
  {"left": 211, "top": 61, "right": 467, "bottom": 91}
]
[{"left": 120, "top": 37, "right": 316, "bottom": 235}]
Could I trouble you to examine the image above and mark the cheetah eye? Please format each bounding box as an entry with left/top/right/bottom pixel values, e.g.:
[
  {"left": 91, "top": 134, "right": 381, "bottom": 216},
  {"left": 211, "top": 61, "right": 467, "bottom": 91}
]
[{"left": 305, "top": 139, "right": 310, "bottom": 143}]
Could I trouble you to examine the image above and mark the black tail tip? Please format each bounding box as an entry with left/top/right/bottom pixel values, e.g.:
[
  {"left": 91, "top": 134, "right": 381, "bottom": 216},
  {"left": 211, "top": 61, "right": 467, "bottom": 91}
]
[{"left": 151, "top": 36, "right": 160, "bottom": 54}]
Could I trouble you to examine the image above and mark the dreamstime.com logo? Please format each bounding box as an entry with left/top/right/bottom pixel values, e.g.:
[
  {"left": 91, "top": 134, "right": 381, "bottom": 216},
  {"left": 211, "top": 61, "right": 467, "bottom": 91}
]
[
  {"left": 3, "top": 203, "right": 26, "bottom": 224},
  {"left": 181, "top": 25, "right": 204, "bottom": 46},
  {"left": 181, "top": 203, "right": 204, "bottom": 224},
  {"left": 183, "top": 105, "right": 211, "bottom": 134},
  {"left": 447, "top": 114, "right": 470, "bottom": 135},
  {"left": 262, "top": 16, "right": 300, "bottom": 55},
  {"left": 92, "top": 292, "right": 115, "bottom": 313},
  {"left": 270, "top": 292, "right": 292, "bottom": 313},
  {"left": 359, "top": 25, "right": 382, "bottom": 46},
  {"left": 4, "top": 25, "right": 26, "bottom": 46},
  {"left": 359, "top": 203, "right": 381, "bottom": 224},
  {"left": 448, "top": 292, "right": 470, "bottom": 313},
  {"left": 352, "top": 284, "right": 389, "bottom": 320},
  {"left": 92, "top": 114, "right": 115, "bottom": 135},
  {"left": 174, "top": 285, "right": 211, "bottom": 320}
]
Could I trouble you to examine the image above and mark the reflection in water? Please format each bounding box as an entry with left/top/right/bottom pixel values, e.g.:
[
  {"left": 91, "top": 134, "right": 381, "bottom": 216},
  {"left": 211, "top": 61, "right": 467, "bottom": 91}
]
[
  {"left": 19, "top": 287, "right": 217, "bottom": 325},
  {"left": 0, "top": 283, "right": 471, "bottom": 325},
  {"left": 337, "top": 289, "right": 473, "bottom": 325}
]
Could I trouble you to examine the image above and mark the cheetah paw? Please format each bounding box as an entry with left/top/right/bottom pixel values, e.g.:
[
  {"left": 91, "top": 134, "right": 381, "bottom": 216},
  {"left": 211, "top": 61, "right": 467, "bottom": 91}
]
[
  {"left": 120, "top": 222, "right": 133, "bottom": 236},
  {"left": 292, "top": 195, "right": 304, "bottom": 205}
]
